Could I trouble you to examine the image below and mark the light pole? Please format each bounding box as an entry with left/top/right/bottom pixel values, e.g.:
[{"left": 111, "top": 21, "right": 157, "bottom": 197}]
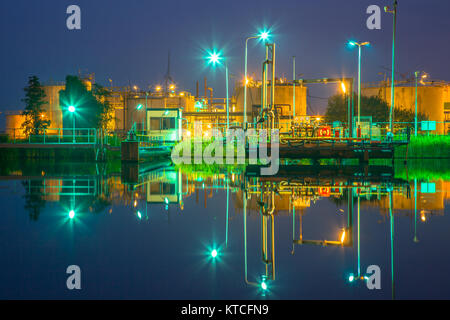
[
  {"left": 414, "top": 71, "right": 419, "bottom": 137},
  {"left": 206, "top": 50, "right": 229, "bottom": 130},
  {"left": 243, "top": 31, "right": 270, "bottom": 129},
  {"left": 385, "top": 0, "right": 398, "bottom": 135},
  {"left": 348, "top": 41, "right": 370, "bottom": 129},
  {"left": 68, "top": 105, "right": 76, "bottom": 143}
]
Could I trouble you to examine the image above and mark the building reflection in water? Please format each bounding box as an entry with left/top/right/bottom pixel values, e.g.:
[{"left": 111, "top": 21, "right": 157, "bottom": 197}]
[{"left": 15, "top": 161, "right": 450, "bottom": 298}]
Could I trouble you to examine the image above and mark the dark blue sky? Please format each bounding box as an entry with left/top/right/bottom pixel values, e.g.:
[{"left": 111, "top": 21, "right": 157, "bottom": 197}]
[{"left": 1, "top": 0, "right": 449, "bottom": 113}]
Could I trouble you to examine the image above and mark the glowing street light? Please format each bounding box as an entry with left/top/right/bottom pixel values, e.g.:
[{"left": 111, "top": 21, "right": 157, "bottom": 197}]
[
  {"left": 261, "top": 281, "right": 268, "bottom": 290},
  {"left": 206, "top": 49, "right": 229, "bottom": 129},
  {"left": 207, "top": 51, "right": 222, "bottom": 65},
  {"left": 68, "top": 105, "right": 76, "bottom": 143},
  {"left": 340, "top": 229, "right": 346, "bottom": 244},
  {"left": 243, "top": 29, "right": 271, "bottom": 129},
  {"left": 211, "top": 249, "right": 218, "bottom": 258},
  {"left": 69, "top": 210, "right": 75, "bottom": 219},
  {"left": 340, "top": 81, "right": 347, "bottom": 94},
  {"left": 348, "top": 41, "right": 370, "bottom": 130},
  {"left": 259, "top": 31, "right": 270, "bottom": 41}
]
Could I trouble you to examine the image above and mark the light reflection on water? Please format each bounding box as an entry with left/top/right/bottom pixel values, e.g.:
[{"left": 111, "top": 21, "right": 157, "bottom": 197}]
[{"left": 0, "top": 161, "right": 449, "bottom": 299}]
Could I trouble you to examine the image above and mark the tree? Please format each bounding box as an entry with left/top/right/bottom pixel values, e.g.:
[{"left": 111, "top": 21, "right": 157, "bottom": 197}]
[
  {"left": 92, "top": 83, "right": 115, "bottom": 132},
  {"left": 59, "top": 76, "right": 114, "bottom": 133},
  {"left": 21, "top": 75, "right": 51, "bottom": 136},
  {"left": 324, "top": 93, "right": 428, "bottom": 125}
]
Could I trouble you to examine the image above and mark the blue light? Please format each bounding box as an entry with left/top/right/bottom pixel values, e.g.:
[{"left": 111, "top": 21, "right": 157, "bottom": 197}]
[
  {"left": 259, "top": 31, "right": 270, "bottom": 41},
  {"left": 348, "top": 274, "right": 355, "bottom": 282},
  {"left": 261, "top": 281, "right": 268, "bottom": 290}
]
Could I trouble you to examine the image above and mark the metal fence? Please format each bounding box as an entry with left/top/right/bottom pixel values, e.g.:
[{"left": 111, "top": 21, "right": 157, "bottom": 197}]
[{"left": 7, "top": 128, "right": 97, "bottom": 144}]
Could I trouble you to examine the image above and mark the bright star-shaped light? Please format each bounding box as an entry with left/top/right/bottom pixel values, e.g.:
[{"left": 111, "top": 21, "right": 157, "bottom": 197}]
[
  {"left": 207, "top": 52, "right": 221, "bottom": 65},
  {"left": 68, "top": 105, "right": 75, "bottom": 113},
  {"left": 259, "top": 31, "right": 269, "bottom": 41},
  {"left": 211, "top": 249, "right": 218, "bottom": 258},
  {"left": 69, "top": 210, "right": 75, "bottom": 219}
]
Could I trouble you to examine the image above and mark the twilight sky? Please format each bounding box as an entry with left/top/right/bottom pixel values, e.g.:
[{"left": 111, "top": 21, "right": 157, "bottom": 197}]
[{"left": 0, "top": 0, "right": 449, "bottom": 115}]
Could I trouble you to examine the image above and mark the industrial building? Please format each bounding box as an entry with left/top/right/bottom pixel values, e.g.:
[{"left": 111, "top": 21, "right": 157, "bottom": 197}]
[
  {"left": 234, "top": 78, "right": 307, "bottom": 129},
  {"left": 362, "top": 80, "right": 450, "bottom": 134},
  {"left": 4, "top": 73, "right": 449, "bottom": 137}
]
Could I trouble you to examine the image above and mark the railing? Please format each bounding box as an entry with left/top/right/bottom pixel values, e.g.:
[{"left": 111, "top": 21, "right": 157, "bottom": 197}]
[{"left": 7, "top": 128, "right": 97, "bottom": 144}]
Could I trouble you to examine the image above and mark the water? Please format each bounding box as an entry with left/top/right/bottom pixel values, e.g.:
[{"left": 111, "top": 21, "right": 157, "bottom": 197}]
[{"left": 0, "top": 161, "right": 449, "bottom": 299}]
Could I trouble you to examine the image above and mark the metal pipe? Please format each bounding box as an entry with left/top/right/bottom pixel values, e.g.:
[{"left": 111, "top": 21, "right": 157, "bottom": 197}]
[
  {"left": 293, "top": 56, "right": 296, "bottom": 119},
  {"left": 270, "top": 44, "right": 275, "bottom": 130},
  {"left": 196, "top": 80, "right": 199, "bottom": 98},
  {"left": 244, "top": 36, "right": 258, "bottom": 130}
]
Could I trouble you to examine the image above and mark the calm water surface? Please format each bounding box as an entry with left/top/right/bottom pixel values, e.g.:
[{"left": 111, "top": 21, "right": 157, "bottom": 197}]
[{"left": 0, "top": 162, "right": 449, "bottom": 299}]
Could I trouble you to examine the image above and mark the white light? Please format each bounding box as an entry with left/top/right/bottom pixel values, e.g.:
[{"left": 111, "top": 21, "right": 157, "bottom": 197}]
[
  {"left": 69, "top": 210, "right": 75, "bottom": 219},
  {"left": 261, "top": 282, "right": 267, "bottom": 290},
  {"left": 260, "top": 32, "right": 269, "bottom": 40},
  {"left": 68, "top": 106, "right": 75, "bottom": 113},
  {"left": 211, "top": 249, "right": 217, "bottom": 258}
]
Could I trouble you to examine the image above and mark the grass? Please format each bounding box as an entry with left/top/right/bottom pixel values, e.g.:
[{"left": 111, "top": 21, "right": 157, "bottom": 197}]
[{"left": 396, "top": 135, "right": 450, "bottom": 158}]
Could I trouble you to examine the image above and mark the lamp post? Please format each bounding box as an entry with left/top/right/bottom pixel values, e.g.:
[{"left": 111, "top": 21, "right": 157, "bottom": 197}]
[
  {"left": 68, "top": 105, "right": 76, "bottom": 143},
  {"left": 414, "top": 71, "right": 419, "bottom": 137},
  {"left": 206, "top": 50, "right": 229, "bottom": 130},
  {"left": 385, "top": 0, "right": 398, "bottom": 135},
  {"left": 348, "top": 41, "right": 370, "bottom": 129},
  {"left": 243, "top": 31, "right": 270, "bottom": 129}
]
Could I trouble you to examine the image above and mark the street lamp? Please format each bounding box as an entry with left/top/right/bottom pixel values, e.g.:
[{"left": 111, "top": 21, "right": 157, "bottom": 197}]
[
  {"left": 206, "top": 50, "right": 229, "bottom": 130},
  {"left": 348, "top": 41, "right": 370, "bottom": 131},
  {"left": 243, "top": 30, "right": 271, "bottom": 129},
  {"left": 385, "top": 0, "right": 398, "bottom": 135},
  {"left": 68, "top": 105, "right": 76, "bottom": 143}
]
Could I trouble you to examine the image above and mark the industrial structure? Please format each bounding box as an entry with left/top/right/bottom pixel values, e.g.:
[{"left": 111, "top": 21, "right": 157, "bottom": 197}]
[{"left": 362, "top": 79, "right": 450, "bottom": 134}]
